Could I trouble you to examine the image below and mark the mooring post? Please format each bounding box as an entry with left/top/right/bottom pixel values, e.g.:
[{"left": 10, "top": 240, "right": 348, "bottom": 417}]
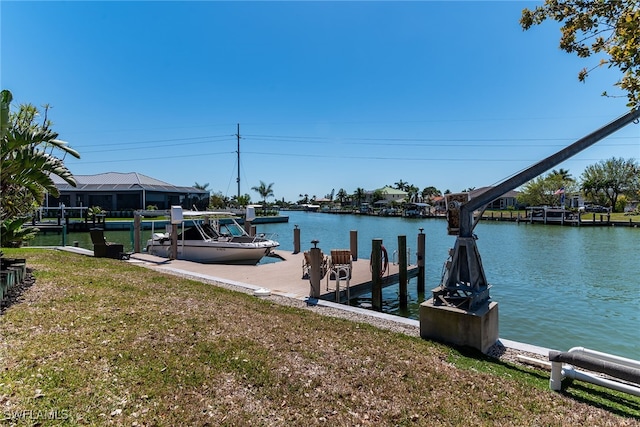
[
  {"left": 244, "top": 220, "right": 253, "bottom": 236},
  {"left": 417, "top": 228, "right": 425, "bottom": 292},
  {"left": 133, "top": 213, "right": 141, "bottom": 253},
  {"left": 398, "top": 235, "right": 407, "bottom": 308},
  {"left": 350, "top": 230, "right": 358, "bottom": 261},
  {"left": 293, "top": 225, "right": 300, "bottom": 254},
  {"left": 309, "top": 240, "right": 322, "bottom": 298},
  {"left": 372, "top": 238, "right": 383, "bottom": 311},
  {"left": 170, "top": 223, "right": 178, "bottom": 260}
]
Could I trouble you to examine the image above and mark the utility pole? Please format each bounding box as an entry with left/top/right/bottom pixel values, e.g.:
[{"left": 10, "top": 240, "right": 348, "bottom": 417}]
[{"left": 236, "top": 123, "right": 240, "bottom": 199}]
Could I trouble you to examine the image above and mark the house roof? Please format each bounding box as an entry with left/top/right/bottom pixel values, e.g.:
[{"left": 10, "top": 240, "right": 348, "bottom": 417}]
[
  {"left": 51, "top": 172, "right": 208, "bottom": 194},
  {"left": 378, "top": 186, "right": 408, "bottom": 196}
]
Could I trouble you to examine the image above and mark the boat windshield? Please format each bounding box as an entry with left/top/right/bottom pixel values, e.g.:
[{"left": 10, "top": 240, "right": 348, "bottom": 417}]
[{"left": 219, "top": 222, "right": 246, "bottom": 237}]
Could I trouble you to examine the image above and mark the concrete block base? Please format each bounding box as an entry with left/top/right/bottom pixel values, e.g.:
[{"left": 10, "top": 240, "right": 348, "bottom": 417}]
[{"left": 419, "top": 299, "right": 499, "bottom": 353}]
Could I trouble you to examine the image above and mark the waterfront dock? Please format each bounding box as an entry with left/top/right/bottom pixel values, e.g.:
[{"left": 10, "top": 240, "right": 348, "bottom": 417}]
[{"left": 129, "top": 250, "right": 419, "bottom": 303}]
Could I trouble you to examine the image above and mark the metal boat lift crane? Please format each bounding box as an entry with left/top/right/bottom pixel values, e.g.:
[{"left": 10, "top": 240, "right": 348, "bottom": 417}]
[{"left": 433, "top": 109, "right": 640, "bottom": 311}]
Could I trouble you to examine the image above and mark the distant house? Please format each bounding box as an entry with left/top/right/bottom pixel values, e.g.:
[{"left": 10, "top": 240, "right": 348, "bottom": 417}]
[
  {"left": 365, "top": 186, "right": 408, "bottom": 204},
  {"left": 49, "top": 172, "right": 209, "bottom": 211},
  {"left": 431, "top": 195, "right": 446, "bottom": 213},
  {"left": 313, "top": 197, "right": 332, "bottom": 205},
  {"left": 565, "top": 192, "right": 585, "bottom": 209},
  {"left": 469, "top": 187, "right": 522, "bottom": 210}
]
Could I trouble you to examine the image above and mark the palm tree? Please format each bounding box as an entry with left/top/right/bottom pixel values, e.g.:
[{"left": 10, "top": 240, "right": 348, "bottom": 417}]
[
  {"left": 1, "top": 91, "right": 80, "bottom": 246},
  {"left": 1, "top": 96, "right": 80, "bottom": 220},
  {"left": 336, "top": 188, "right": 348, "bottom": 205},
  {"left": 251, "top": 181, "right": 274, "bottom": 212},
  {"left": 394, "top": 179, "right": 408, "bottom": 191},
  {"left": 193, "top": 182, "right": 209, "bottom": 191},
  {"left": 550, "top": 168, "right": 574, "bottom": 182},
  {"left": 1, "top": 90, "right": 11, "bottom": 139},
  {"left": 353, "top": 187, "right": 365, "bottom": 207},
  {"left": 406, "top": 185, "right": 420, "bottom": 202}
]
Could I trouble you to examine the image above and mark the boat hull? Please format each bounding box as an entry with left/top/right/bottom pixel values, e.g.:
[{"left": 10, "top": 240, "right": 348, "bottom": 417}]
[{"left": 146, "top": 239, "right": 279, "bottom": 265}]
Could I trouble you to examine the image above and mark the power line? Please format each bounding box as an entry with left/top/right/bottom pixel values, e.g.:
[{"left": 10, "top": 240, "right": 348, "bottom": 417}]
[
  {"left": 70, "top": 134, "right": 235, "bottom": 149},
  {"left": 241, "top": 134, "right": 636, "bottom": 148},
  {"left": 70, "top": 151, "right": 235, "bottom": 164},
  {"left": 78, "top": 137, "right": 235, "bottom": 154}
]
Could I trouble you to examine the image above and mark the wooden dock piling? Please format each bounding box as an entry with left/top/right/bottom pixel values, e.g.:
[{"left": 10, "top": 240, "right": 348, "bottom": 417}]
[
  {"left": 417, "top": 230, "right": 425, "bottom": 292},
  {"left": 350, "top": 230, "right": 358, "bottom": 261},
  {"left": 371, "top": 239, "right": 383, "bottom": 311},
  {"left": 293, "top": 226, "right": 300, "bottom": 254},
  {"left": 309, "top": 242, "right": 322, "bottom": 298},
  {"left": 398, "top": 235, "right": 407, "bottom": 308}
]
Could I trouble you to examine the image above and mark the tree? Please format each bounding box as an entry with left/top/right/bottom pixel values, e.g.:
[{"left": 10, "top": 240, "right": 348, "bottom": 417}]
[
  {"left": 193, "top": 182, "right": 209, "bottom": 191},
  {"left": 231, "top": 194, "right": 251, "bottom": 207},
  {"left": 521, "top": 1, "right": 640, "bottom": 109},
  {"left": 336, "top": 188, "right": 348, "bottom": 205},
  {"left": 421, "top": 186, "right": 442, "bottom": 201},
  {"left": 518, "top": 171, "right": 577, "bottom": 207},
  {"left": 406, "top": 184, "right": 420, "bottom": 202},
  {"left": 1, "top": 90, "right": 10, "bottom": 139},
  {"left": 580, "top": 157, "right": 639, "bottom": 211},
  {"left": 393, "top": 179, "right": 408, "bottom": 191},
  {"left": 353, "top": 188, "right": 366, "bottom": 207},
  {"left": 1, "top": 95, "right": 80, "bottom": 220},
  {"left": 208, "top": 191, "right": 228, "bottom": 209},
  {"left": 251, "top": 181, "right": 274, "bottom": 211},
  {"left": 1, "top": 91, "right": 80, "bottom": 246},
  {"left": 372, "top": 188, "right": 386, "bottom": 204},
  {"left": 549, "top": 168, "right": 574, "bottom": 182}
]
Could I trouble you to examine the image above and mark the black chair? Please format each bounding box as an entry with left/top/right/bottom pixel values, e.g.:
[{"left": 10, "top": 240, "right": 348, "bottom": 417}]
[{"left": 90, "top": 229, "right": 124, "bottom": 259}]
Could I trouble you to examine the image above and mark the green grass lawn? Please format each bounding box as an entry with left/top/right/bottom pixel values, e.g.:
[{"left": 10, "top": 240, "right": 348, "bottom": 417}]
[{"left": 1, "top": 249, "right": 639, "bottom": 426}]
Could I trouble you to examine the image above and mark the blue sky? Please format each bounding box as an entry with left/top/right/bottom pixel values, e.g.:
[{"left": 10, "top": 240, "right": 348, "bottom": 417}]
[{"left": 2, "top": 1, "right": 638, "bottom": 202}]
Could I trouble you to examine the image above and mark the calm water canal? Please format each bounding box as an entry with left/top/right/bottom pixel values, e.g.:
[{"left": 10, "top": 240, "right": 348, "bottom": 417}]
[{"left": 31, "top": 210, "right": 639, "bottom": 359}]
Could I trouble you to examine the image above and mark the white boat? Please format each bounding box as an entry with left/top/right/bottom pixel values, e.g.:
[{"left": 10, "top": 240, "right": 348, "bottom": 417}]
[{"left": 145, "top": 210, "right": 279, "bottom": 265}]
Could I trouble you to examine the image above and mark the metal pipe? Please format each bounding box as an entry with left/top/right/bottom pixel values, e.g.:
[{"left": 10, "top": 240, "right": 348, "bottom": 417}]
[
  {"left": 568, "top": 347, "right": 640, "bottom": 370},
  {"left": 563, "top": 367, "right": 640, "bottom": 397}
]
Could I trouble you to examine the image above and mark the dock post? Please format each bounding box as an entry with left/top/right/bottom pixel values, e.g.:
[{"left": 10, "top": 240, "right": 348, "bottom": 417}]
[
  {"left": 417, "top": 228, "right": 425, "bottom": 292},
  {"left": 350, "top": 230, "right": 358, "bottom": 261},
  {"left": 133, "top": 213, "right": 141, "bottom": 253},
  {"left": 293, "top": 225, "right": 300, "bottom": 254},
  {"left": 309, "top": 240, "right": 322, "bottom": 298},
  {"left": 371, "top": 239, "right": 383, "bottom": 311},
  {"left": 170, "top": 224, "right": 178, "bottom": 260},
  {"left": 398, "top": 235, "right": 407, "bottom": 308},
  {"left": 244, "top": 220, "right": 253, "bottom": 236}
]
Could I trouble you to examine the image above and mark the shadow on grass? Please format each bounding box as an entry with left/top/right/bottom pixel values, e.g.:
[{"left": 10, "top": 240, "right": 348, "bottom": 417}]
[{"left": 450, "top": 344, "right": 640, "bottom": 421}]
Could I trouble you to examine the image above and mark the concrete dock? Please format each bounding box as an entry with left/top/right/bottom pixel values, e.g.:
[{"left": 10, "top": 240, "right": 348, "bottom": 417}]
[{"left": 128, "top": 249, "right": 419, "bottom": 302}]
